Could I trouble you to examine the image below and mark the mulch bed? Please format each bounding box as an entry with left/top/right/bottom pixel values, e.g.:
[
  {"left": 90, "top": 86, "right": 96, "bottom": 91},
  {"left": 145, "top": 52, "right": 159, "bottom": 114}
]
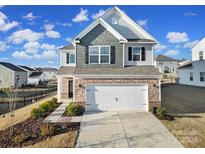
[
  {"left": 154, "top": 113, "right": 175, "bottom": 121},
  {"left": 0, "top": 102, "right": 80, "bottom": 148}
]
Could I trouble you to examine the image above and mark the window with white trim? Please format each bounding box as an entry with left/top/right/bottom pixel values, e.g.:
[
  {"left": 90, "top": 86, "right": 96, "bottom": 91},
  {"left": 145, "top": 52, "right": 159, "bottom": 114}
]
[
  {"left": 128, "top": 47, "right": 141, "bottom": 61},
  {"left": 66, "top": 53, "right": 75, "bottom": 64},
  {"left": 89, "top": 46, "right": 110, "bottom": 64},
  {"left": 200, "top": 72, "right": 205, "bottom": 82}
]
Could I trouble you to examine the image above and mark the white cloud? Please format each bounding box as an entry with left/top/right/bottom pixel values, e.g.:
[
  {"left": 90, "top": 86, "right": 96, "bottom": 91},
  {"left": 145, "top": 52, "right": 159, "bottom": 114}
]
[
  {"left": 8, "top": 29, "right": 44, "bottom": 44},
  {"left": 40, "top": 43, "right": 58, "bottom": 50},
  {"left": 0, "top": 12, "right": 19, "bottom": 32},
  {"left": 184, "top": 40, "right": 199, "bottom": 48},
  {"left": 136, "top": 19, "right": 148, "bottom": 28},
  {"left": 23, "top": 12, "right": 39, "bottom": 21},
  {"left": 166, "top": 32, "right": 189, "bottom": 43},
  {"left": 42, "top": 50, "right": 58, "bottom": 60},
  {"left": 45, "top": 30, "right": 60, "bottom": 38},
  {"left": 12, "top": 51, "right": 32, "bottom": 59},
  {"left": 154, "top": 44, "right": 167, "bottom": 52},
  {"left": 91, "top": 9, "right": 106, "bottom": 19},
  {"left": 0, "top": 57, "right": 8, "bottom": 61},
  {"left": 48, "top": 60, "right": 54, "bottom": 64},
  {"left": 65, "top": 37, "right": 72, "bottom": 42},
  {"left": 184, "top": 12, "right": 197, "bottom": 16},
  {"left": 44, "top": 23, "right": 61, "bottom": 38},
  {"left": 164, "top": 50, "right": 179, "bottom": 56},
  {"left": 56, "top": 22, "right": 72, "bottom": 27},
  {"left": 72, "top": 8, "right": 89, "bottom": 23},
  {"left": 44, "top": 23, "right": 54, "bottom": 31},
  {"left": 23, "top": 41, "right": 40, "bottom": 50},
  {"left": 0, "top": 41, "right": 8, "bottom": 51}
]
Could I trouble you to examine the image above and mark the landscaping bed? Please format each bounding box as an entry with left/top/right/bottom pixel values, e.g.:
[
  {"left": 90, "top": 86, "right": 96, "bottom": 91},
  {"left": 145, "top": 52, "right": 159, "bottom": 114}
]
[
  {"left": 62, "top": 102, "right": 84, "bottom": 117},
  {"left": 0, "top": 118, "right": 80, "bottom": 148},
  {"left": 0, "top": 98, "right": 80, "bottom": 148}
]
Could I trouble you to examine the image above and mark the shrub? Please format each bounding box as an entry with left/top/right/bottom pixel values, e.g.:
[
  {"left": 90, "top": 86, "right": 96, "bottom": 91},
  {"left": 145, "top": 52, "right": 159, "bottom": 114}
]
[
  {"left": 156, "top": 106, "right": 167, "bottom": 117},
  {"left": 14, "top": 135, "right": 24, "bottom": 145},
  {"left": 51, "top": 97, "right": 58, "bottom": 103},
  {"left": 47, "top": 100, "right": 56, "bottom": 108},
  {"left": 66, "top": 102, "right": 84, "bottom": 116},
  {"left": 31, "top": 108, "right": 40, "bottom": 119},
  {"left": 40, "top": 125, "right": 51, "bottom": 136},
  {"left": 39, "top": 102, "right": 51, "bottom": 113}
]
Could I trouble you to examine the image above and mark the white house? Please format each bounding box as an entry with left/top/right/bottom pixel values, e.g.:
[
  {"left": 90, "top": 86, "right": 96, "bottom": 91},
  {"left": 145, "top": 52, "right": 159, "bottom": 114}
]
[
  {"left": 28, "top": 72, "right": 47, "bottom": 85},
  {"left": 155, "top": 54, "right": 179, "bottom": 77},
  {"left": 0, "top": 62, "right": 28, "bottom": 88},
  {"left": 42, "top": 67, "right": 58, "bottom": 80},
  {"left": 178, "top": 37, "right": 205, "bottom": 87}
]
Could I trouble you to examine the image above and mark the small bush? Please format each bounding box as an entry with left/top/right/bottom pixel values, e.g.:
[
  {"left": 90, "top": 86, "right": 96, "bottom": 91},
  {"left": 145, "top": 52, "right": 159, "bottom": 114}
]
[
  {"left": 31, "top": 108, "right": 40, "bottom": 119},
  {"left": 40, "top": 125, "right": 51, "bottom": 136},
  {"left": 51, "top": 97, "right": 58, "bottom": 103},
  {"left": 14, "top": 135, "right": 24, "bottom": 145},
  {"left": 66, "top": 102, "right": 84, "bottom": 116},
  {"left": 47, "top": 100, "right": 56, "bottom": 109},
  {"left": 39, "top": 102, "right": 51, "bottom": 113},
  {"left": 156, "top": 106, "right": 167, "bottom": 117}
]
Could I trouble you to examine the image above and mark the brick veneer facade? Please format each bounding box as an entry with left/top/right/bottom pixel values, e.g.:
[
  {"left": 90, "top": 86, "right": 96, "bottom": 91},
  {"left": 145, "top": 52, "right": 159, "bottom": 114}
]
[
  {"left": 69, "top": 78, "right": 161, "bottom": 110},
  {"left": 60, "top": 77, "right": 72, "bottom": 99}
]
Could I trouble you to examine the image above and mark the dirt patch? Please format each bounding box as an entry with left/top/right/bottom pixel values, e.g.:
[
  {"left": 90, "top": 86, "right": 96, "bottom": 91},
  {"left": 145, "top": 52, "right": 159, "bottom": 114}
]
[
  {"left": 0, "top": 117, "right": 80, "bottom": 148},
  {"left": 160, "top": 84, "right": 205, "bottom": 147}
]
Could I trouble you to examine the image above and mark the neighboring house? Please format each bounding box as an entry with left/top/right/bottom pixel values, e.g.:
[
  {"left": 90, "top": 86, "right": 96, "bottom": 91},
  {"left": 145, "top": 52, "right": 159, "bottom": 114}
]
[
  {"left": 57, "top": 6, "right": 161, "bottom": 112},
  {"left": 42, "top": 67, "right": 58, "bottom": 80},
  {"left": 18, "top": 65, "right": 38, "bottom": 84},
  {"left": 0, "top": 62, "right": 27, "bottom": 88},
  {"left": 29, "top": 72, "right": 47, "bottom": 85},
  {"left": 178, "top": 38, "right": 205, "bottom": 87},
  {"left": 155, "top": 55, "right": 179, "bottom": 76}
]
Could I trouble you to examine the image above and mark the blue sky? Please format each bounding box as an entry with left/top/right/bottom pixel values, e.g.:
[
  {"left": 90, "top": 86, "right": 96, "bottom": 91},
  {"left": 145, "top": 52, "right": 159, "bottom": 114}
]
[{"left": 0, "top": 5, "right": 205, "bottom": 67}]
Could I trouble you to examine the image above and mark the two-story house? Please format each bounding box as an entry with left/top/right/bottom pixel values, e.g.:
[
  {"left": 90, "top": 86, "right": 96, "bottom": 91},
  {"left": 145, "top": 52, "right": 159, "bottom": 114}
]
[
  {"left": 178, "top": 37, "right": 205, "bottom": 87},
  {"left": 57, "top": 6, "right": 161, "bottom": 112},
  {"left": 155, "top": 55, "right": 179, "bottom": 77}
]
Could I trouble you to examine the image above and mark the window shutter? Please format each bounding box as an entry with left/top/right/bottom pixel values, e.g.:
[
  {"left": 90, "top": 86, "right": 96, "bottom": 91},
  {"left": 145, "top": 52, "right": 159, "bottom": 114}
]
[
  {"left": 85, "top": 46, "right": 89, "bottom": 64},
  {"left": 66, "top": 53, "right": 69, "bottom": 64},
  {"left": 141, "top": 47, "right": 146, "bottom": 61},
  {"left": 128, "top": 47, "right": 132, "bottom": 61},
  {"left": 110, "top": 46, "right": 115, "bottom": 64}
]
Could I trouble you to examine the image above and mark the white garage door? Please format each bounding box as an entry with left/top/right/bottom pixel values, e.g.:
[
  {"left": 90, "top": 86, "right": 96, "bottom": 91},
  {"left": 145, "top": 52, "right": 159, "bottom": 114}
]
[{"left": 85, "top": 84, "right": 148, "bottom": 112}]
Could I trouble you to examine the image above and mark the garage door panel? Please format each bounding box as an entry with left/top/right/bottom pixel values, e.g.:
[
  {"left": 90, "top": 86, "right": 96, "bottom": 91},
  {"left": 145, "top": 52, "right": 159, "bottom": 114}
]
[{"left": 86, "top": 85, "right": 148, "bottom": 111}]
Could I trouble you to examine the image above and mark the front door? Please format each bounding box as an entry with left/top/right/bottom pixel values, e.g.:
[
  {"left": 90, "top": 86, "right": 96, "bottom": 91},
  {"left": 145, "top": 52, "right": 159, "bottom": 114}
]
[{"left": 68, "top": 80, "right": 73, "bottom": 98}]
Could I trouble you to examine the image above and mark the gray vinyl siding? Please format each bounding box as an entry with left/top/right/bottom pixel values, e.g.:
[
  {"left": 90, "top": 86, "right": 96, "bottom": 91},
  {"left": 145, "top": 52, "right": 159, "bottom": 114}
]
[{"left": 76, "top": 24, "right": 123, "bottom": 67}]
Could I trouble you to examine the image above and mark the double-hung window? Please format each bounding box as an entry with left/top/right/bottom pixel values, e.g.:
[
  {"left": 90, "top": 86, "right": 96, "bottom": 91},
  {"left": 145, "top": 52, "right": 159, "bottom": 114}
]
[
  {"left": 200, "top": 72, "right": 205, "bottom": 82},
  {"left": 89, "top": 46, "right": 110, "bottom": 64},
  {"left": 66, "top": 53, "right": 75, "bottom": 64},
  {"left": 132, "top": 47, "right": 141, "bottom": 61},
  {"left": 199, "top": 51, "right": 203, "bottom": 60},
  {"left": 190, "top": 72, "right": 193, "bottom": 81},
  {"left": 128, "top": 47, "right": 145, "bottom": 61}
]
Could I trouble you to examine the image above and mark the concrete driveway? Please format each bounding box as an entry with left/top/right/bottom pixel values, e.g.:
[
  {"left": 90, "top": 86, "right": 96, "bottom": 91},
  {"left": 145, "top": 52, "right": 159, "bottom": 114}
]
[{"left": 76, "top": 111, "right": 183, "bottom": 148}]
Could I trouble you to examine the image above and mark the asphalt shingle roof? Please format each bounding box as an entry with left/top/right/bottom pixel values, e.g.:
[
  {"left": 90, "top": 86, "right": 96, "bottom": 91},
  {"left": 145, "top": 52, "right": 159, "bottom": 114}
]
[
  {"left": 29, "top": 72, "right": 43, "bottom": 77},
  {"left": 18, "top": 65, "right": 36, "bottom": 71},
  {"left": 58, "top": 66, "right": 161, "bottom": 77},
  {"left": 60, "top": 44, "right": 75, "bottom": 50},
  {"left": 156, "top": 55, "right": 178, "bottom": 61},
  {"left": 0, "top": 62, "right": 26, "bottom": 72}
]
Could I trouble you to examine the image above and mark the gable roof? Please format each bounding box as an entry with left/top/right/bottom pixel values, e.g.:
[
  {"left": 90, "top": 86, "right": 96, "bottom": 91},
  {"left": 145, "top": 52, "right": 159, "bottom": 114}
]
[
  {"left": 192, "top": 37, "right": 205, "bottom": 50},
  {"left": 101, "top": 7, "right": 157, "bottom": 42},
  {"left": 18, "top": 65, "right": 36, "bottom": 71},
  {"left": 156, "top": 55, "right": 178, "bottom": 61},
  {"left": 29, "top": 72, "right": 43, "bottom": 77},
  {"left": 43, "top": 67, "right": 58, "bottom": 72},
  {"left": 60, "top": 44, "right": 75, "bottom": 50},
  {"left": 178, "top": 61, "right": 192, "bottom": 69},
  {"left": 0, "top": 62, "right": 26, "bottom": 72},
  {"left": 74, "top": 18, "right": 127, "bottom": 42}
]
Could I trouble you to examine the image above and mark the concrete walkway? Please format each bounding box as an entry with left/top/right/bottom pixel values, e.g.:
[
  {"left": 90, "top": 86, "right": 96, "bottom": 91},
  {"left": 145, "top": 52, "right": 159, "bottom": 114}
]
[
  {"left": 44, "top": 101, "right": 69, "bottom": 123},
  {"left": 76, "top": 111, "right": 183, "bottom": 148},
  {"left": 44, "top": 100, "right": 82, "bottom": 123}
]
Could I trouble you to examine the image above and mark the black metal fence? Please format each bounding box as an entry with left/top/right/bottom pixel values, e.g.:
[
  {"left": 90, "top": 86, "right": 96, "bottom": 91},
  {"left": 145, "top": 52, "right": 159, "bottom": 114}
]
[{"left": 0, "top": 86, "right": 57, "bottom": 115}]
